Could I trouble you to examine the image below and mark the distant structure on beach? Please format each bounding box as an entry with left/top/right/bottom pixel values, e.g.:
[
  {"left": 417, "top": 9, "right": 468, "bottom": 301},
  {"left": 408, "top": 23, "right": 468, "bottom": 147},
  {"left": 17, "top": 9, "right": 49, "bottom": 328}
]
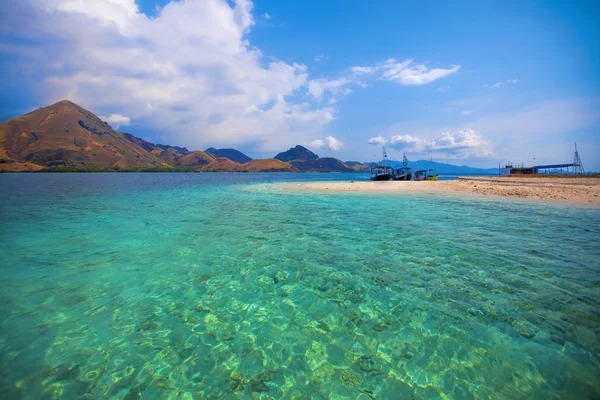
[{"left": 500, "top": 143, "right": 586, "bottom": 175}]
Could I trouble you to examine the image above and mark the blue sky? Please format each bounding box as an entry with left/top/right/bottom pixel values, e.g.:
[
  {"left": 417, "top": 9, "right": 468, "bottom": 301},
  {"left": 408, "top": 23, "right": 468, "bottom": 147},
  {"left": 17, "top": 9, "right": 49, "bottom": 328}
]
[{"left": 1, "top": 0, "right": 599, "bottom": 169}]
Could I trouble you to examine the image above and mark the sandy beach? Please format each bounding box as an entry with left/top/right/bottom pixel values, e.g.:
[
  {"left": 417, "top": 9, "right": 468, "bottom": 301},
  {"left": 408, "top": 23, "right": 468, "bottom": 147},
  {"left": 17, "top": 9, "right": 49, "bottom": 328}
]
[{"left": 278, "top": 176, "right": 600, "bottom": 206}]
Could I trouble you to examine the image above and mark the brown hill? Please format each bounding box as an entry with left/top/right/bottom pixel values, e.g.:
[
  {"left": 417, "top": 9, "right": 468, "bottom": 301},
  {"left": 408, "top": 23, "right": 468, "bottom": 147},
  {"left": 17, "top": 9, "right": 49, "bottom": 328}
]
[
  {"left": 0, "top": 100, "right": 345, "bottom": 173},
  {"left": 0, "top": 100, "right": 169, "bottom": 170},
  {"left": 201, "top": 157, "right": 245, "bottom": 172},
  {"left": 290, "top": 157, "right": 353, "bottom": 172},
  {"left": 176, "top": 150, "right": 216, "bottom": 168},
  {"left": 345, "top": 161, "right": 370, "bottom": 172},
  {"left": 242, "top": 159, "right": 298, "bottom": 172},
  {"left": 274, "top": 145, "right": 319, "bottom": 162},
  {"left": 158, "top": 147, "right": 184, "bottom": 164}
]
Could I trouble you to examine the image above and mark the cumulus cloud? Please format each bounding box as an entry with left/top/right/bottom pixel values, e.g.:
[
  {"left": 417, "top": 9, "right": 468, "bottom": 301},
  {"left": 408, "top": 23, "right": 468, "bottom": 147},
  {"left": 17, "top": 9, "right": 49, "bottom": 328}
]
[
  {"left": 461, "top": 110, "right": 472, "bottom": 116},
  {"left": 492, "top": 82, "right": 503, "bottom": 88},
  {"left": 389, "top": 129, "right": 492, "bottom": 158},
  {"left": 3, "top": 0, "right": 334, "bottom": 152},
  {"left": 367, "top": 135, "right": 388, "bottom": 146},
  {"left": 314, "top": 55, "right": 325, "bottom": 62},
  {"left": 263, "top": 12, "right": 271, "bottom": 19},
  {"left": 99, "top": 113, "right": 131, "bottom": 129},
  {"left": 309, "top": 136, "right": 343, "bottom": 151}
]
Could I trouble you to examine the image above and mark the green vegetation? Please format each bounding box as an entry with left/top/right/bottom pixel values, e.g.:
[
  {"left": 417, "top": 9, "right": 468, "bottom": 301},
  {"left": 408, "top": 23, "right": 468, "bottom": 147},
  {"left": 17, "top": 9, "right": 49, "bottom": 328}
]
[{"left": 35, "top": 165, "right": 199, "bottom": 173}]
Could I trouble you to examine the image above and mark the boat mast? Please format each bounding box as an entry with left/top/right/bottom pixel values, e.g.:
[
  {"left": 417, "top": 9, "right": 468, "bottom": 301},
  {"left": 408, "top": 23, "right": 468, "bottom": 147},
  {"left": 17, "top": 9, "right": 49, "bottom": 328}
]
[{"left": 402, "top": 153, "right": 408, "bottom": 167}]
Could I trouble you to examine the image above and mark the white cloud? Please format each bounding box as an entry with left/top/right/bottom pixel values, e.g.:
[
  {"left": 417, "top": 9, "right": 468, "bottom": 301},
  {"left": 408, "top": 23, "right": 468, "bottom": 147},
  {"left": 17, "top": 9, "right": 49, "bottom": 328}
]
[
  {"left": 350, "top": 66, "right": 375, "bottom": 74},
  {"left": 263, "top": 12, "right": 271, "bottom": 19},
  {"left": 367, "top": 135, "right": 388, "bottom": 146},
  {"left": 307, "top": 77, "right": 353, "bottom": 100},
  {"left": 5, "top": 0, "right": 334, "bottom": 152},
  {"left": 99, "top": 113, "right": 131, "bottom": 129},
  {"left": 461, "top": 110, "right": 472, "bottom": 116},
  {"left": 314, "top": 55, "right": 325, "bottom": 62},
  {"left": 437, "top": 86, "right": 449, "bottom": 92},
  {"left": 309, "top": 135, "right": 343, "bottom": 151},
  {"left": 486, "top": 79, "right": 518, "bottom": 89},
  {"left": 308, "top": 58, "right": 459, "bottom": 104},
  {"left": 347, "top": 59, "right": 459, "bottom": 85},
  {"left": 381, "top": 59, "right": 460, "bottom": 85},
  {"left": 389, "top": 129, "right": 493, "bottom": 158}
]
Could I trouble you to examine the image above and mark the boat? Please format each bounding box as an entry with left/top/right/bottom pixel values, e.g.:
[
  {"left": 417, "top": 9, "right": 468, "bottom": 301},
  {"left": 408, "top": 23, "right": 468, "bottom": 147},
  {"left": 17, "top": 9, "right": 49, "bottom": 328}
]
[
  {"left": 370, "top": 147, "right": 393, "bottom": 181},
  {"left": 414, "top": 158, "right": 439, "bottom": 181},
  {"left": 392, "top": 153, "right": 412, "bottom": 180}
]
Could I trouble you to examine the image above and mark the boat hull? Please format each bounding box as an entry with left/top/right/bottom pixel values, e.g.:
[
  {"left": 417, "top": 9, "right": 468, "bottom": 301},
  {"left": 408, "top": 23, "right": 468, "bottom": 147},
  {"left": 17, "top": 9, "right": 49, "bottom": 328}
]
[
  {"left": 370, "top": 174, "right": 392, "bottom": 181},
  {"left": 392, "top": 174, "right": 411, "bottom": 181}
]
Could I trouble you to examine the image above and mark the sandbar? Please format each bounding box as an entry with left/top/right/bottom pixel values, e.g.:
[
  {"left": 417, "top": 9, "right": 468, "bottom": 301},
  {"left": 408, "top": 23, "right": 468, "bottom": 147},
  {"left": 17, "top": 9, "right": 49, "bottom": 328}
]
[{"left": 277, "top": 176, "right": 600, "bottom": 206}]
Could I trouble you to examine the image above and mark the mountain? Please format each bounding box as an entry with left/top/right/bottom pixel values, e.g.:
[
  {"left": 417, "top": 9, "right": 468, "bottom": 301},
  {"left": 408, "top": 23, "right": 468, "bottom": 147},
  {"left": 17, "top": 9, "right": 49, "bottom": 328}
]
[
  {"left": 205, "top": 147, "right": 253, "bottom": 164},
  {"left": 158, "top": 147, "right": 184, "bottom": 164},
  {"left": 243, "top": 159, "right": 298, "bottom": 172},
  {"left": 290, "top": 157, "right": 353, "bottom": 172},
  {"left": 274, "top": 145, "right": 319, "bottom": 162},
  {"left": 176, "top": 150, "right": 216, "bottom": 167},
  {"left": 387, "top": 159, "right": 498, "bottom": 174},
  {"left": 344, "top": 161, "right": 362, "bottom": 166},
  {"left": 156, "top": 144, "right": 189, "bottom": 154},
  {"left": 0, "top": 101, "right": 324, "bottom": 172},
  {"left": 0, "top": 100, "right": 500, "bottom": 174},
  {"left": 345, "top": 161, "right": 371, "bottom": 172},
  {"left": 0, "top": 100, "right": 170, "bottom": 170},
  {"left": 201, "top": 157, "right": 246, "bottom": 172}
]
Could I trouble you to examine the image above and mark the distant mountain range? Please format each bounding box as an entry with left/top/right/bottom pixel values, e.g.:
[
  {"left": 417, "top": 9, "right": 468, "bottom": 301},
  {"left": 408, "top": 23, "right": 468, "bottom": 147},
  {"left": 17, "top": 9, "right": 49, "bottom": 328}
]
[
  {"left": 275, "top": 145, "right": 319, "bottom": 162},
  {"left": 0, "top": 100, "right": 498, "bottom": 174},
  {"left": 387, "top": 159, "right": 498, "bottom": 174},
  {"left": 205, "top": 147, "right": 253, "bottom": 164},
  {"left": 0, "top": 101, "right": 297, "bottom": 172}
]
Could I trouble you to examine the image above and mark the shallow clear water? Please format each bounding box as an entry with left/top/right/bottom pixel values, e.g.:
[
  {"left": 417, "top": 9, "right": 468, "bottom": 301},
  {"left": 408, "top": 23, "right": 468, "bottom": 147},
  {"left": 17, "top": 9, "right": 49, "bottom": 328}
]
[{"left": 1, "top": 173, "right": 599, "bottom": 400}]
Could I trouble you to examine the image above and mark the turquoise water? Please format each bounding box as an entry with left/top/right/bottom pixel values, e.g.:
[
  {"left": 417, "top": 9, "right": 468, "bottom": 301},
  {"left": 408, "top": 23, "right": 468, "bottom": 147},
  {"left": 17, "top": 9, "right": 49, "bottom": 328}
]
[{"left": 1, "top": 173, "right": 599, "bottom": 400}]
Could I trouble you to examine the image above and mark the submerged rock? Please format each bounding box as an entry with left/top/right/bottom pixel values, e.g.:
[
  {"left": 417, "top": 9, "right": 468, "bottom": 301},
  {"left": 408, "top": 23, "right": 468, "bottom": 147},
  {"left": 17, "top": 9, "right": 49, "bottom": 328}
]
[
  {"left": 250, "top": 371, "right": 275, "bottom": 392},
  {"left": 273, "top": 270, "right": 288, "bottom": 284},
  {"left": 358, "top": 356, "right": 378, "bottom": 372},
  {"left": 511, "top": 319, "right": 539, "bottom": 339},
  {"left": 373, "top": 322, "right": 388, "bottom": 332},
  {"left": 341, "top": 370, "right": 362, "bottom": 386},
  {"left": 229, "top": 371, "right": 244, "bottom": 391},
  {"left": 317, "top": 321, "right": 331, "bottom": 332},
  {"left": 136, "top": 320, "right": 158, "bottom": 331},
  {"left": 54, "top": 364, "right": 81, "bottom": 381}
]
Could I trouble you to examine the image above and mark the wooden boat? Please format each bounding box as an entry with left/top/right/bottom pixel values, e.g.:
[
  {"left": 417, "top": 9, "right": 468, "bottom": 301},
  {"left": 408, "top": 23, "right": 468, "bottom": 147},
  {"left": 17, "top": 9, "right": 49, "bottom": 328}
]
[
  {"left": 414, "top": 158, "right": 439, "bottom": 181},
  {"left": 392, "top": 153, "right": 412, "bottom": 180},
  {"left": 370, "top": 147, "right": 393, "bottom": 181}
]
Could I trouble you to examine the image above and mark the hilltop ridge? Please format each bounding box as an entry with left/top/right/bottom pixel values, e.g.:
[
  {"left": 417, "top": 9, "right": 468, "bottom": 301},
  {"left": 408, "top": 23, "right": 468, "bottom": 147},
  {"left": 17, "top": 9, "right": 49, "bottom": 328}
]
[
  {"left": 1, "top": 100, "right": 500, "bottom": 173},
  {"left": 0, "top": 101, "right": 295, "bottom": 172},
  {"left": 274, "top": 145, "right": 319, "bottom": 162}
]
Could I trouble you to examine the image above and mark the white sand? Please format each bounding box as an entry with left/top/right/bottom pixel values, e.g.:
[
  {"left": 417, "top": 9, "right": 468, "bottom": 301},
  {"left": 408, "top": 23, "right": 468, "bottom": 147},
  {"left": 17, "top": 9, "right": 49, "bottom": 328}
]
[{"left": 277, "top": 176, "right": 600, "bottom": 206}]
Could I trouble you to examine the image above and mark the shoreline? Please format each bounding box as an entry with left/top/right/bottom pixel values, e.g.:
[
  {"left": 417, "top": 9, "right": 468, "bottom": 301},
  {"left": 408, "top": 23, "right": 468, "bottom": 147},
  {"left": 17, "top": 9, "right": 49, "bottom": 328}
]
[{"left": 275, "top": 176, "right": 600, "bottom": 207}]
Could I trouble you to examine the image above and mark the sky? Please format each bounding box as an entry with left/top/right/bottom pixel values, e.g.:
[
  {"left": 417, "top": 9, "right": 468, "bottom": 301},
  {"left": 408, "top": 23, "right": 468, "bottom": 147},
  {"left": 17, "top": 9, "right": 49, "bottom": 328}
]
[{"left": 0, "top": 0, "right": 599, "bottom": 169}]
